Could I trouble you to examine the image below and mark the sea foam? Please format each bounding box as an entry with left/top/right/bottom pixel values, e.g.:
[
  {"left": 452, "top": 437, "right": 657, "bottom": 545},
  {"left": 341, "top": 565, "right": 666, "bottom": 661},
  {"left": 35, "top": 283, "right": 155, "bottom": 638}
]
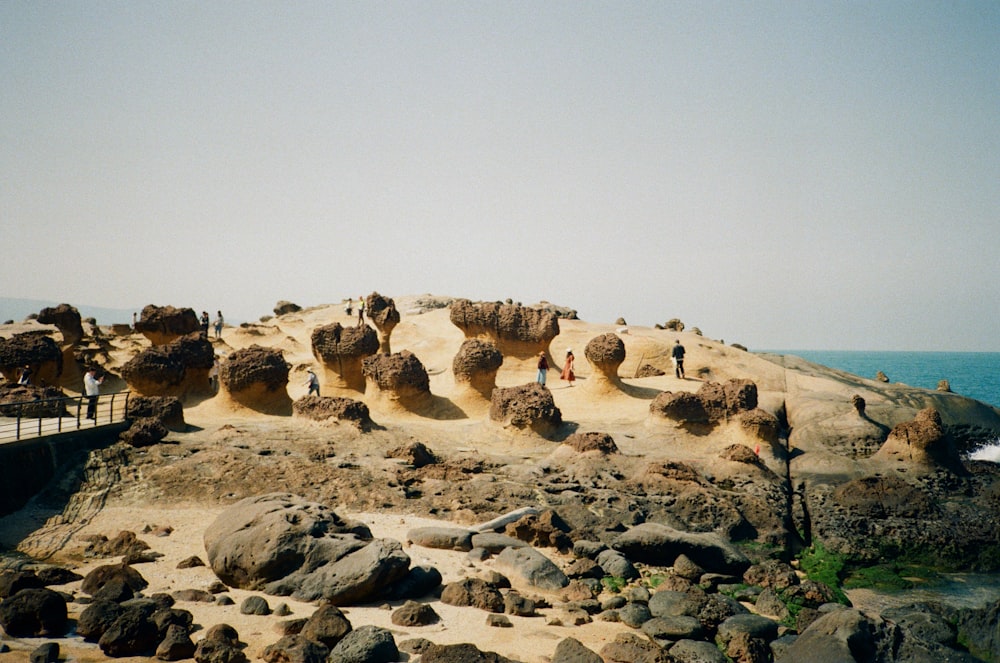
[{"left": 969, "top": 440, "right": 1000, "bottom": 463}]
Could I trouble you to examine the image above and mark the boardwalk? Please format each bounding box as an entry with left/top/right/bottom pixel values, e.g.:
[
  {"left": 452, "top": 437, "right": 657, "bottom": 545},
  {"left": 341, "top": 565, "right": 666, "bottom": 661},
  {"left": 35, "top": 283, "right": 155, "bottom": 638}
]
[{"left": 0, "top": 392, "right": 131, "bottom": 444}]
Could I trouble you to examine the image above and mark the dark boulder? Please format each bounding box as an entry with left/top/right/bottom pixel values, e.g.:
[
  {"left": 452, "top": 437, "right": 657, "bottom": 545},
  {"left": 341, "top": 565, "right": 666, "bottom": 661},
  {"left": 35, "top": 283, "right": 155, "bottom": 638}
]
[
  {"left": 134, "top": 305, "right": 200, "bottom": 345},
  {"left": 310, "top": 323, "right": 379, "bottom": 392},
  {"left": 449, "top": 299, "right": 560, "bottom": 359},
  {"left": 292, "top": 396, "right": 373, "bottom": 430},
  {"left": 0, "top": 588, "right": 68, "bottom": 637},
  {"left": 489, "top": 383, "right": 562, "bottom": 437}
]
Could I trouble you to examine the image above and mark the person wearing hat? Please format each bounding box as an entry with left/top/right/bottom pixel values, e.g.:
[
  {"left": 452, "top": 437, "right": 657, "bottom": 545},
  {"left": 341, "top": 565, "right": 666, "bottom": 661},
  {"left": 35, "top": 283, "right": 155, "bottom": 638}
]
[
  {"left": 561, "top": 349, "right": 575, "bottom": 387},
  {"left": 536, "top": 351, "right": 550, "bottom": 386}
]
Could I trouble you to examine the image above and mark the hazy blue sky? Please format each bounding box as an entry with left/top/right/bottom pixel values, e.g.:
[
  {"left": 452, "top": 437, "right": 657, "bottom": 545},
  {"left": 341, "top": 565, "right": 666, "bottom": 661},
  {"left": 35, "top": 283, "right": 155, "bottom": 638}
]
[{"left": 3, "top": 2, "right": 998, "bottom": 351}]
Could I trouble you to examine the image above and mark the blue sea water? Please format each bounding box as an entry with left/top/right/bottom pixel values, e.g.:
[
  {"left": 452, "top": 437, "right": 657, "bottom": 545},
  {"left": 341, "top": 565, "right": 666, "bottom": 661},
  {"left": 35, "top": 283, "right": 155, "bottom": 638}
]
[{"left": 771, "top": 350, "right": 1000, "bottom": 409}]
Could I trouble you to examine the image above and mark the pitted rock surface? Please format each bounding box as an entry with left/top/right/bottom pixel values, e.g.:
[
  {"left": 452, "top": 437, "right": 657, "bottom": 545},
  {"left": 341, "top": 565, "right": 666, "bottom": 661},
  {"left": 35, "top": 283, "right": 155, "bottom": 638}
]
[
  {"left": 37, "top": 304, "right": 84, "bottom": 347},
  {"left": 449, "top": 299, "right": 559, "bottom": 358},
  {"left": 134, "top": 305, "right": 200, "bottom": 345},
  {"left": 221, "top": 345, "right": 289, "bottom": 393},
  {"left": 0, "top": 333, "right": 63, "bottom": 385},
  {"left": 293, "top": 396, "right": 373, "bottom": 430},
  {"left": 489, "top": 383, "right": 562, "bottom": 436}
]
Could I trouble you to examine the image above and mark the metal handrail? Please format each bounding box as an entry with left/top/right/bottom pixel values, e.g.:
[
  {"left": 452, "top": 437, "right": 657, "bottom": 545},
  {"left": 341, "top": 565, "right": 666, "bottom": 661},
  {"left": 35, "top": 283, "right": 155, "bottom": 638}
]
[{"left": 0, "top": 391, "right": 131, "bottom": 444}]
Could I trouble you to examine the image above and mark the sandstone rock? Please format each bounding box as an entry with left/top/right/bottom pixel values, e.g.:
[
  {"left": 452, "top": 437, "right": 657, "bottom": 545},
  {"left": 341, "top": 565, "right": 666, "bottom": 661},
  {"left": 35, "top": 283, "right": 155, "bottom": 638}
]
[
  {"left": 273, "top": 301, "right": 302, "bottom": 316},
  {"left": 383, "top": 565, "right": 443, "bottom": 601},
  {"left": 240, "top": 595, "right": 270, "bottom": 615},
  {"left": 219, "top": 345, "right": 292, "bottom": 414},
  {"left": 489, "top": 383, "right": 562, "bottom": 437},
  {"left": 407, "top": 527, "right": 474, "bottom": 551},
  {"left": 292, "top": 396, "right": 373, "bottom": 430},
  {"left": 873, "top": 407, "right": 964, "bottom": 472},
  {"left": 618, "top": 602, "right": 653, "bottom": 627},
  {"left": 584, "top": 333, "right": 626, "bottom": 389},
  {"left": 596, "top": 549, "right": 639, "bottom": 580},
  {"left": 938, "top": 379, "right": 952, "bottom": 392},
  {"left": 635, "top": 363, "right": 666, "bottom": 378},
  {"left": 613, "top": 523, "right": 751, "bottom": 575},
  {"left": 668, "top": 639, "right": 727, "bottom": 663},
  {"left": 391, "top": 600, "right": 438, "bottom": 626},
  {"left": 449, "top": 299, "right": 560, "bottom": 359},
  {"left": 365, "top": 292, "right": 400, "bottom": 354},
  {"left": 300, "top": 604, "right": 352, "bottom": 649},
  {"left": 134, "top": 305, "right": 200, "bottom": 345},
  {"left": 29, "top": 642, "right": 59, "bottom": 663},
  {"left": 716, "top": 613, "right": 779, "bottom": 647},
  {"left": 203, "top": 493, "right": 409, "bottom": 604},
  {"left": 452, "top": 338, "right": 504, "bottom": 398},
  {"left": 310, "top": 323, "right": 379, "bottom": 392},
  {"left": 641, "top": 614, "right": 703, "bottom": 641},
  {"left": 599, "top": 632, "right": 671, "bottom": 662},
  {"left": 37, "top": 304, "right": 84, "bottom": 347},
  {"left": 122, "top": 333, "right": 214, "bottom": 401},
  {"left": 193, "top": 637, "right": 248, "bottom": 663},
  {"left": 82, "top": 563, "right": 148, "bottom": 595},
  {"left": 120, "top": 417, "right": 168, "bottom": 447},
  {"left": 743, "top": 560, "right": 798, "bottom": 591},
  {"left": 561, "top": 431, "right": 618, "bottom": 455},
  {"left": 0, "top": 333, "right": 63, "bottom": 386},
  {"left": 775, "top": 608, "right": 898, "bottom": 663},
  {"left": 126, "top": 395, "right": 186, "bottom": 431},
  {"left": 0, "top": 383, "right": 68, "bottom": 418},
  {"left": 504, "top": 510, "right": 573, "bottom": 551},
  {"left": 362, "top": 350, "right": 431, "bottom": 408},
  {"left": 387, "top": 441, "right": 437, "bottom": 467},
  {"left": 552, "top": 637, "right": 602, "bottom": 663},
  {"left": 418, "top": 642, "right": 521, "bottom": 663}
]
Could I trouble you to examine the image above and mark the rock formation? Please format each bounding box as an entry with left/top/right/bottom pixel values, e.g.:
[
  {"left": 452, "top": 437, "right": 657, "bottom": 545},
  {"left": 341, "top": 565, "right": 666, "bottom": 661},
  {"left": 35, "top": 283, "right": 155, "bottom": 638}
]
[
  {"left": 489, "top": 383, "right": 562, "bottom": 438},
  {"left": 362, "top": 351, "right": 431, "bottom": 410},
  {"left": 219, "top": 345, "right": 292, "bottom": 415},
  {"left": 36, "top": 304, "right": 85, "bottom": 388},
  {"left": 203, "top": 493, "right": 410, "bottom": 604},
  {"left": 449, "top": 299, "right": 559, "bottom": 359},
  {"left": 364, "top": 292, "right": 400, "bottom": 354},
  {"left": 452, "top": 339, "right": 503, "bottom": 400},
  {"left": 0, "top": 384, "right": 67, "bottom": 418},
  {"left": 872, "top": 407, "right": 964, "bottom": 473},
  {"left": 133, "top": 305, "right": 200, "bottom": 346},
  {"left": 120, "top": 333, "right": 214, "bottom": 402},
  {"left": 124, "top": 396, "right": 186, "bottom": 431},
  {"left": 292, "top": 396, "right": 373, "bottom": 431},
  {"left": 310, "top": 323, "right": 379, "bottom": 392},
  {"left": 273, "top": 300, "right": 302, "bottom": 316},
  {"left": 583, "top": 333, "right": 626, "bottom": 391},
  {"left": 0, "top": 333, "right": 63, "bottom": 386}
]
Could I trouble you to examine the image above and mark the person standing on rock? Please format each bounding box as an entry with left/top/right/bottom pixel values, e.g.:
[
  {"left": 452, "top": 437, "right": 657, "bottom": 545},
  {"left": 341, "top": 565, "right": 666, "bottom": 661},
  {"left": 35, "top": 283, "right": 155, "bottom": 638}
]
[
  {"left": 561, "top": 349, "right": 575, "bottom": 387},
  {"left": 537, "top": 352, "right": 550, "bottom": 386},
  {"left": 357, "top": 296, "right": 365, "bottom": 326},
  {"left": 84, "top": 368, "right": 103, "bottom": 420},
  {"left": 200, "top": 311, "right": 210, "bottom": 338},
  {"left": 671, "top": 339, "right": 686, "bottom": 379},
  {"left": 305, "top": 369, "right": 320, "bottom": 397},
  {"left": 214, "top": 311, "right": 224, "bottom": 339}
]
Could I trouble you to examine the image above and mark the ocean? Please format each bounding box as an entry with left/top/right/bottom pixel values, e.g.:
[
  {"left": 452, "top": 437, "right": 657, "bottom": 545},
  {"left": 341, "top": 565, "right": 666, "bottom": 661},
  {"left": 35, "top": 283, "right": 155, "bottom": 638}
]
[{"left": 772, "top": 350, "right": 1000, "bottom": 460}]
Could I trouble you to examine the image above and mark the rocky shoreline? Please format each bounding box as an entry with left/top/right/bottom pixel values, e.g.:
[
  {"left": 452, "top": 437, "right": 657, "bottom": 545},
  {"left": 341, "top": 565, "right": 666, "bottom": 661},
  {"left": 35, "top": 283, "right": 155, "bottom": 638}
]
[{"left": 2, "top": 295, "right": 1000, "bottom": 661}]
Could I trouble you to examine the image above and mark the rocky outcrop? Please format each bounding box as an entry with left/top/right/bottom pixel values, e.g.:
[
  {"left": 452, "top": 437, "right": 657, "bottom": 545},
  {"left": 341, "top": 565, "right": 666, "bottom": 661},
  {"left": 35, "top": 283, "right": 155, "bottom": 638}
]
[
  {"left": 452, "top": 339, "right": 503, "bottom": 399},
  {"left": 872, "top": 407, "right": 964, "bottom": 473},
  {"left": 311, "top": 323, "right": 379, "bottom": 392},
  {"left": 133, "top": 306, "right": 200, "bottom": 346},
  {"left": 612, "top": 522, "right": 752, "bottom": 575},
  {"left": 650, "top": 379, "right": 770, "bottom": 444},
  {"left": 219, "top": 345, "right": 291, "bottom": 414},
  {"left": 124, "top": 396, "right": 185, "bottom": 431},
  {"left": 203, "top": 493, "right": 410, "bottom": 604},
  {"left": 273, "top": 300, "right": 302, "bottom": 316},
  {"left": 292, "top": 396, "right": 373, "bottom": 431},
  {"left": 119, "top": 418, "right": 168, "bottom": 447},
  {"left": 489, "top": 383, "right": 562, "bottom": 438},
  {"left": 0, "top": 588, "right": 68, "bottom": 637},
  {"left": 365, "top": 292, "right": 400, "bottom": 354},
  {"left": 121, "top": 333, "right": 214, "bottom": 402},
  {"left": 449, "top": 299, "right": 559, "bottom": 359},
  {"left": 584, "top": 333, "right": 625, "bottom": 390},
  {"left": 37, "top": 304, "right": 84, "bottom": 348},
  {"left": 561, "top": 432, "right": 619, "bottom": 455},
  {"left": 0, "top": 333, "right": 62, "bottom": 386},
  {"left": 362, "top": 351, "right": 432, "bottom": 410}
]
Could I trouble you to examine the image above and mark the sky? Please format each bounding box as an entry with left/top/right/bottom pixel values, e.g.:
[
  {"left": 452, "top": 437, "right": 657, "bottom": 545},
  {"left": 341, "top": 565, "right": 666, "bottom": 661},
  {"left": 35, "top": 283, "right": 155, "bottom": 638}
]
[{"left": 3, "top": 2, "right": 998, "bottom": 351}]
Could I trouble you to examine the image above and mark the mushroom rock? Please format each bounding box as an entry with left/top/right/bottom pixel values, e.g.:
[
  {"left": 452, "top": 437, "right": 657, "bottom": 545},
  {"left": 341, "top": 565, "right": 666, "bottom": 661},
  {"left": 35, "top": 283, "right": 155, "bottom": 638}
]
[
  {"left": 697, "top": 379, "right": 758, "bottom": 423},
  {"left": 489, "top": 383, "right": 562, "bottom": 438},
  {"left": 872, "top": 407, "right": 965, "bottom": 473},
  {"left": 311, "top": 323, "right": 380, "bottom": 393},
  {"left": 449, "top": 299, "right": 559, "bottom": 359},
  {"left": 0, "top": 333, "right": 63, "bottom": 387},
  {"left": 134, "top": 305, "right": 200, "bottom": 346},
  {"left": 273, "top": 300, "right": 302, "bottom": 316},
  {"left": 219, "top": 345, "right": 292, "bottom": 415},
  {"left": 364, "top": 292, "right": 400, "bottom": 354},
  {"left": 452, "top": 339, "right": 503, "bottom": 401},
  {"left": 650, "top": 379, "right": 766, "bottom": 446},
  {"left": 583, "top": 333, "right": 626, "bottom": 391},
  {"left": 37, "top": 304, "right": 84, "bottom": 348},
  {"left": 362, "top": 351, "right": 431, "bottom": 410},
  {"left": 121, "top": 333, "right": 214, "bottom": 402}
]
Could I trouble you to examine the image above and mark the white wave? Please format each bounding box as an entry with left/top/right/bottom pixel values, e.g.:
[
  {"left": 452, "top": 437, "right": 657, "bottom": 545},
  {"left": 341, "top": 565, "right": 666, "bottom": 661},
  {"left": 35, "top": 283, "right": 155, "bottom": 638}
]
[{"left": 969, "top": 440, "right": 1000, "bottom": 463}]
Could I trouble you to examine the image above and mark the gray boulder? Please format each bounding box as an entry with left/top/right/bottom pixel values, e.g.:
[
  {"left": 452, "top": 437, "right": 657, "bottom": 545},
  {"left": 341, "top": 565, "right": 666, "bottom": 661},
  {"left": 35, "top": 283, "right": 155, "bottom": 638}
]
[
  {"left": 596, "top": 549, "right": 639, "bottom": 580},
  {"left": 407, "top": 527, "right": 474, "bottom": 551},
  {"left": 669, "top": 639, "right": 728, "bottom": 663},
  {"left": 203, "top": 493, "right": 410, "bottom": 604},
  {"left": 327, "top": 625, "right": 398, "bottom": 663},
  {"left": 493, "top": 546, "right": 569, "bottom": 591},
  {"left": 613, "top": 523, "right": 751, "bottom": 574},
  {"left": 0, "top": 588, "right": 68, "bottom": 637},
  {"left": 261, "top": 635, "right": 329, "bottom": 663},
  {"left": 775, "top": 608, "right": 899, "bottom": 663}
]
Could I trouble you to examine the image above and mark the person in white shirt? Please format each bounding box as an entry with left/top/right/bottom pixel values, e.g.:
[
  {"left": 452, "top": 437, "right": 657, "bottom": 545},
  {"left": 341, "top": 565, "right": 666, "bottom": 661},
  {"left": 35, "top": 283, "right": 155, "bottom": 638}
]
[{"left": 84, "top": 368, "right": 103, "bottom": 419}]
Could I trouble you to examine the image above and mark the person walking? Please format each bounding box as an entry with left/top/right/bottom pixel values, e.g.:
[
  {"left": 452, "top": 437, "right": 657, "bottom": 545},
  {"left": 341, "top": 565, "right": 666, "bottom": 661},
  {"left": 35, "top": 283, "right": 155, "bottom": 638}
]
[
  {"left": 305, "top": 369, "right": 320, "bottom": 397},
  {"left": 536, "top": 352, "right": 550, "bottom": 386},
  {"left": 17, "top": 364, "right": 31, "bottom": 385},
  {"left": 561, "top": 349, "right": 575, "bottom": 387},
  {"left": 214, "top": 311, "right": 224, "bottom": 339},
  {"left": 84, "top": 368, "right": 103, "bottom": 420},
  {"left": 671, "top": 339, "right": 686, "bottom": 379},
  {"left": 357, "top": 296, "right": 365, "bottom": 326}
]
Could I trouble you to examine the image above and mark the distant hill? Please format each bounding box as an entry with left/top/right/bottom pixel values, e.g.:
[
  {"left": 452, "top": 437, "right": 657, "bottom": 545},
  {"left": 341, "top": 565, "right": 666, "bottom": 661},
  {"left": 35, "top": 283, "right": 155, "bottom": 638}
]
[{"left": 0, "top": 298, "right": 137, "bottom": 326}]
